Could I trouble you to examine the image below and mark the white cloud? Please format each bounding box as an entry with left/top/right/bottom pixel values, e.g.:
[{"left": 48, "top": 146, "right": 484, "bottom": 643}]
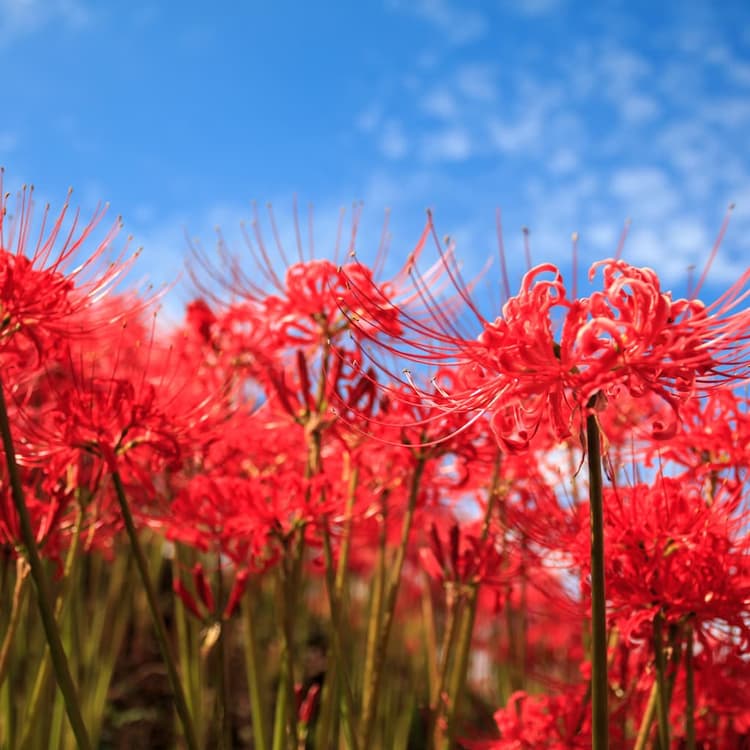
[
  {"left": 621, "top": 94, "right": 660, "bottom": 123},
  {"left": 548, "top": 148, "right": 578, "bottom": 175},
  {"left": 610, "top": 167, "right": 678, "bottom": 220},
  {"left": 379, "top": 120, "right": 409, "bottom": 159},
  {"left": 504, "top": 0, "right": 564, "bottom": 15},
  {"left": 356, "top": 104, "right": 383, "bottom": 134},
  {"left": 585, "top": 222, "right": 618, "bottom": 251},
  {"left": 387, "top": 0, "right": 487, "bottom": 45},
  {"left": 421, "top": 128, "right": 472, "bottom": 162},
  {"left": 420, "top": 88, "right": 459, "bottom": 119},
  {"left": 455, "top": 64, "right": 497, "bottom": 102},
  {"left": 488, "top": 114, "right": 542, "bottom": 153},
  {"left": 0, "top": 0, "right": 90, "bottom": 42}
]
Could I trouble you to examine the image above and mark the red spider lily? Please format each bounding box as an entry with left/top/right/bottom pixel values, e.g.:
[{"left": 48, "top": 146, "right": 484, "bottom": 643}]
[
  {"left": 341, "top": 217, "right": 750, "bottom": 452},
  {"left": 420, "top": 519, "right": 507, "bottom": 588},
  {"left": 188, "top": 204, "right": 404, "bottom": 352},
  {"left": 172, "top": 562, "right": 251, "bottom": 622},
  {"left": 0, "top": 463, "right": 76, "bottom": 564},
  {"left": 15, "top": 312, "right": 226, "bottom": 479},
  {"left": 655, "top": 388, "right": 750, "bottom": 477},
  {"left": 563, "top": 476, "right": 750, "bottom": 643},
  {"left": 0, "top": 181, "right": 141, "bottom": 366},
  {"left": 466, "top": 685, "right": 592, "bottom": 749}
]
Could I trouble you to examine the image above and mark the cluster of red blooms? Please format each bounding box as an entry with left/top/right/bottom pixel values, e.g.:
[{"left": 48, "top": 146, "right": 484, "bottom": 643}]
[{"left": 2, "top": 186, "right": 750, "bottom": 748}]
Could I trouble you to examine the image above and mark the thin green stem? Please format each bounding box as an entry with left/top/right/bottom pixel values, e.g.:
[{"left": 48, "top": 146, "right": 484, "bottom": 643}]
[
  {"left": 0, "top": 377, "right": 92, "bottom": 750},
  {"left": 0, "top": 558, "right": 29, "bottom": 687},
  {"left": 360, "top": 456, "right": 426, "bottom": 750},
  {"left": 19, "top": 505, "right": 84, "bottom": 749},
  {"left": 174, "top": 546, "right": 204, "bottom": 745},
  {"left": 215, "top": 555, "right": 231, "bottom": 750},
  {"left": 110, "top": 469, "right": 199, "bottom": 750},
  {"left": 653, "top": 612, "right": 671, "bottom": 750},
  {"left": 586, "top": 411, "right": 608, "bottom": 750},
  {"left": 430, "top": 589, "right": 462, "bottom": 749},
  {"left": 271, "top": 654, "right": 289, "bottom": 750},
  {"left": 633, "top": 679, "right": 658, "bottom": 750},
  {"left": 242, "top": 584, "right": 269, "bottom": 750},
  {"left": 320, "top": 523, "right": 359, "bottom": 750},
  {"left": 361, "top": 493, "right": 388, "bottom": 728},
  {"left": 335, "top": 462, "right": 359, "bottom": 597}
]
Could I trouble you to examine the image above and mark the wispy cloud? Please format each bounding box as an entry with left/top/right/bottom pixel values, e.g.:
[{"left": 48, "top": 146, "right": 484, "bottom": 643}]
[
  {"left": 379, "top": 120, "right": 409, "bottom": 159},
  {"left": 387, "top": 0, "right": 487, "bottom": 45},
  {"left": 421, "top": 127, "right": 472, "bottom": 162},
  {"left": 346, "top": 4, "right": 750, "bottom": 292},
  {"left": 0, "top": 0, "right": 90, "bottom": 43},
  {"left": 505, "top": 0, "right": 565, "bottom": 16}
]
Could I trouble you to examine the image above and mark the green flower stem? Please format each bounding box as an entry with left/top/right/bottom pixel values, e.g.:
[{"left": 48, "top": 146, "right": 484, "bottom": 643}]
[
  {"left": 0, "top": 558, "right": 29, "bottom": 687},
  {"left": 272, "top": 532, "right": 305, "bottom": 750},
  {"left": 586, "top": 410, "right": 608, "bottom": 750},
  {"left": 634, "top": 623, "right": 682, "bottom": 750},
  {"left": 242, "top": 584, "right": 269, "bottom": 750},
  {"left": 421, "top": 573, "right": 440, "bottom": 697},
  {"left": 271, "top": 652, "right": 289, "bottom": 750},
  {"left": 321, "top": 523, "right": 359, "bottom": 750},
  {"left": 359, "top": 455, "right": 426, "bottom": 750},
  {"left": 215, "top": 556, "right": 231, "bottom": 750},
  {"left": 653, "top": 612, "right": 671, "bottom": 750},
  {"left": 0, "top": 378, "right": 92, "bottom": 750},
  {"left": 174, "top": 547, "right": 204, "bottom": 745},
  {"left": 360, "top": 495, "right": 388, "bottom": 738},
  {"left": 19, "top": 507, "right": 83, "bottom": 749},
  {"left": 110, "top": 469, "right": 198, "bottom": 750},
  {"left": 437, "top": 454, "right": 504, "bottom": 750},
  {"left": 335, "top": 461, "right": 359, "bottom": 596},
  {"left": 633, "top": 680, "right": 658, "bottom": 750}
]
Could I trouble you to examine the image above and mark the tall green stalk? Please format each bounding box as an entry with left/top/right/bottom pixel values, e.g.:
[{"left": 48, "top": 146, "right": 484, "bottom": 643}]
[
  {"left": 110, "top": 469, "right": 199, "bottom": 750},
  {"left": 359, "top": 456, "right": 426, "bottom": 750},
  {"left": 586, "top": 411, "right": 608, "bottom": 750},
  {"left": 242, "top": 584, "right": 269, "bottom": 750},
  {"left": 653, "top": 612, "right": 671, "bottom": 750},
  {"left": 320, "top": 523, "right": 359, "bottom": 749},
  {"left": 19, "top": 506, "right": 84, "bottom": 749},
  {"left": 0, "top": 558, "right": 28, "bottom": 688},
  {"left": 0, "top": 378, "right": 92, "bottom": 750}
]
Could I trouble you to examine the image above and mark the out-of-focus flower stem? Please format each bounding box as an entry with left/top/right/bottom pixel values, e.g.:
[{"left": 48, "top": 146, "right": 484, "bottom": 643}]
[
  {"left": 0, "top": 378, "right": 92, "bottom": 750},
  {"left": 321, "top": 522, "right": 359, "bottom": 749},
  {"left": 634, "top": 620, "right": 682, "bottom": 750},
  {"left": 0, "top": 558, "right": 29, "bottom": 686},
  {"left": 174, "top": 546, "right": 205, "bottom": 745},
  {"left": 586, "top": 409, "right": 608, "bottom": 750},
  {"left": 360, "top": 455, "right": 426, "bottom": 750},
  {"left": 428, "top": 582, "right": 462, "bottom": 748},
  {"left": 18, "top": 505, "right": 83, "bottom": 748},
  {"left": 272, "top": 530, "right": 305, "bottom": 750},
  {"left": 214, "top": 554, "right": 231, "bottom": 749},
  {"left": 653, "top": 612, "right": 671, "bottom": 750},
  {"left": 440, "top": 456, "right": 502, "bottom": 749},
  {"left": 242, "top": 583, "right": 269, "bottom": 750},
  {"left": 111, "top": 469, "right": 199, "bottom": 750}
]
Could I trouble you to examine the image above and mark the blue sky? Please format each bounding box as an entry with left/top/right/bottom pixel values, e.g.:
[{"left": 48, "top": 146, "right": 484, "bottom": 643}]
[{"left": 2, "top": 0, "right": 749, "bottom": 315}]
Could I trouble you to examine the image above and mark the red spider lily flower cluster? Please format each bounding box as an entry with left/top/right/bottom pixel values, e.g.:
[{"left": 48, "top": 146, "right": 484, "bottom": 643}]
[
  {"left": 2, "top": 185, "right": 750, "bottom": 749},
  {"left": 343, "top": 217, "right": 750, "bottom": 452}
]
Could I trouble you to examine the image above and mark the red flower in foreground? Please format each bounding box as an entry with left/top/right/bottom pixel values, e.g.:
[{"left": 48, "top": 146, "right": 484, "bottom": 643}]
[
  {"left": 0, "top": 181, "right": 140, "bottom": 365},
  {"left": 343, "top": 218, "right": 750, "bottom": 451}
]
